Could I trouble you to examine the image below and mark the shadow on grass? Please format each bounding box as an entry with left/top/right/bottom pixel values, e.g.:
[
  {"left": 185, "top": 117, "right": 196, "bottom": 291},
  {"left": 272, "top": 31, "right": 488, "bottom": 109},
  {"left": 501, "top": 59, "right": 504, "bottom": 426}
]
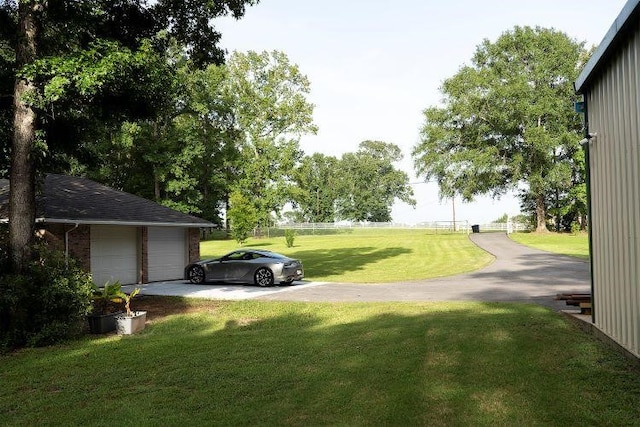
[
  {"left": 132, "top": 295, "right": 221, "bottom": 322},
  {"left": 242, "top": 242, "right": 275, "bottom": 248},
  {"left": 263, "top": 228, "right": 356, "bottom": 238},
  {"left": 5, "top": 301, "right": 640, "bottom": 425},
  {"left": 286, "top": 246, "right": 412, "bottom": 278}
]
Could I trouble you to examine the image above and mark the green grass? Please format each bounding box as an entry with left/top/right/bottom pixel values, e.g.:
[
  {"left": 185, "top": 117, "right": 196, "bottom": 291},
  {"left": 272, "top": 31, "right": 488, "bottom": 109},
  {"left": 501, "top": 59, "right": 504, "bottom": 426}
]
[
  {"left": 2, "top": 299, "right": 640, "bottom": 426},
  {"left": 201, "top": 229, "right": 493, "bottom": 283},
  {"left": 509, "top": 232, "right": 589, "bottom": 259}
]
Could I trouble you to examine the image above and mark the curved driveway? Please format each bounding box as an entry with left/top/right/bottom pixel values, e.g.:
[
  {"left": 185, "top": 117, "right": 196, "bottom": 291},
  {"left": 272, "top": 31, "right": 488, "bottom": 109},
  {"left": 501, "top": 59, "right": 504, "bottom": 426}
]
[
  {"left": 129, "top": 233, "right": 591, "bottom": 311},
  {"left": 256, "top": 233, "right": 591, "bottom": 310}
]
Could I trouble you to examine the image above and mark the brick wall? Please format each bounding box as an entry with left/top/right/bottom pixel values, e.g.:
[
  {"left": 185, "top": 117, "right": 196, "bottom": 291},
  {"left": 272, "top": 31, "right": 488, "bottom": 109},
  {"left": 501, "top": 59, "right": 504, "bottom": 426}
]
[
  {"left": 188, "top": 228, "right": 200, "bottom": 263},
  {"left": 44, "top": 224, "right": 91, "bottom": 271}
]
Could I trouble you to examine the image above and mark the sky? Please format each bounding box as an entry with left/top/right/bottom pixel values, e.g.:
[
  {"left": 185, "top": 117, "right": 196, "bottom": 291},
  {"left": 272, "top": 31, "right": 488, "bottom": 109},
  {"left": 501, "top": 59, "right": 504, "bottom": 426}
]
[{"left": 215, "top": 0, "right": 628, "bottom": 225}]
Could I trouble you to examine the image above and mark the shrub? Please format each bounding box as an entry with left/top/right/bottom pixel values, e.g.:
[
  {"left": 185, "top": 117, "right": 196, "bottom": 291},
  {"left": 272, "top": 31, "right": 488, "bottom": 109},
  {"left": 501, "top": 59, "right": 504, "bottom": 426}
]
[
  {"left": 0, "top": 243, "right": 94, "bottom": 350},
  {"left": 231, "top": 227, "right": 250, "bottom": 245},
  {"left": 90, "top": 281, "right": 125, "bottom": 315},
  {"left": 570, "top": 221, "right": 581, "bottom": 234},
  {"left": 227, "top": 190, "right": 258, "bottom": 245},
  {"left": 284, "top": 229, "right": 296, "bottom": 248}
]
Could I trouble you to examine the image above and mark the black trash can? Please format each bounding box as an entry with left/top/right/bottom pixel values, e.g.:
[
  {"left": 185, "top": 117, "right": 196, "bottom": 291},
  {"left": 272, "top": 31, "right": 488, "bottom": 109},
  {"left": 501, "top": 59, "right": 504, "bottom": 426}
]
[{"left": 471, "top": 224, "right": 480, "bottom": 233}]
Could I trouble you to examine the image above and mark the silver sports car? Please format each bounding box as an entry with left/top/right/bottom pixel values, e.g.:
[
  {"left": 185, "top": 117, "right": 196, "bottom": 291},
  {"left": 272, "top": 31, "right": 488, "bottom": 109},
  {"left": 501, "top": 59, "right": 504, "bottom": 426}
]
[{"left": 184, "top": 249, "right": 304, "bottom": 287}]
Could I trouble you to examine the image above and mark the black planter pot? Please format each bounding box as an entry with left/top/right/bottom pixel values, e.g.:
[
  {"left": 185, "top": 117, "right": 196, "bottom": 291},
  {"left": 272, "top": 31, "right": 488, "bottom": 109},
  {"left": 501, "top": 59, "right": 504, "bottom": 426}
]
[{"left": 87, "top": 312, "right": 123, "bottom": 334}]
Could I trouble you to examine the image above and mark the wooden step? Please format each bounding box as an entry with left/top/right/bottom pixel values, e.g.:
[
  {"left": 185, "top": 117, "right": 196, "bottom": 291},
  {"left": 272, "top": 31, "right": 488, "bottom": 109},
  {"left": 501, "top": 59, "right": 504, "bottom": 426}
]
[
  {"left": 579, "top": 302, "right": 592, "bottom": 315},
  {"left": 556, "top": 293, "right": 591, "bottom": 301}
]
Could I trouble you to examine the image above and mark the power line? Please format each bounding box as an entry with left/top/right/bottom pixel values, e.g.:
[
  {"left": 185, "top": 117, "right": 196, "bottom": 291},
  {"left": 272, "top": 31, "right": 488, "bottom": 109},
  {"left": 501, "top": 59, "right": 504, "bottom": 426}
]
[{"left": 408, "top": 180, "right": 436, "bottom": 185}]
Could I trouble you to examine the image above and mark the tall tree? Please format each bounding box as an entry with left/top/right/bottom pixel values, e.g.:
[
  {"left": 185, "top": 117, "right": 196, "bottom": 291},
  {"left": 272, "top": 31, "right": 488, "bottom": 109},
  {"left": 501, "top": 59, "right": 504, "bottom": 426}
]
[
  {"left": 8, "top": 1, "right": 39, "bottom": 273},
  {"left": 0, "top": 2, "right": 17, "bottom": 177},
  {"left": 222, "top": 50, "right": 317, "bottom": 227},
  {"left": 160, "top": 63, "right": 241, "bottom": 223},
  {"left": 2, "top": 0, "right": 258, "bottom": 272},
  {"left": 412, "top": 26, "right": 587, "bottom": 232},
  {"left": 291, "top": 153, "right": 340, "bottom": 222},
  {"left": 337, "top": 140, "right": 415, "bottom": 222}
]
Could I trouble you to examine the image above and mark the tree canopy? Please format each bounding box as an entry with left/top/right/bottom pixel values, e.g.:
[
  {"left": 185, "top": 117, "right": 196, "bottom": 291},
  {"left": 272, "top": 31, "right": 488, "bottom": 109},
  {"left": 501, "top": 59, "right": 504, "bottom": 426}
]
[
  {"left": 291, "top": 153, "right": 341, "bottom": 223},
  {"left": 288, "top": 141, "right": 415, "bottom": 223},
  {"left": 338, "top": 141, "right": 415, "bottom": 223},
  {"left": 223, "top": 50, "right": 317, "bottom": 228},
  {"left": 412, "top": 26, "right": 588, "bottom": 232},
  {"left": 1, "top": 0, "right": 258, "bottom": 271}
]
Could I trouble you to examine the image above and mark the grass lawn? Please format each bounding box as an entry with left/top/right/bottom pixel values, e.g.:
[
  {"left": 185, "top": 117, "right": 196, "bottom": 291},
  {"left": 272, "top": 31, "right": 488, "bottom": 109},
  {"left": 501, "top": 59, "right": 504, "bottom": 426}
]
[
  {"left": 509, "top": 232, "right": 589, "bottom": 260},
  {"left": 2, "top": 298, "right": 640, "bottom": 426},
  {"left": 201, "top": 229, "right": 494, "bottom": 283}
]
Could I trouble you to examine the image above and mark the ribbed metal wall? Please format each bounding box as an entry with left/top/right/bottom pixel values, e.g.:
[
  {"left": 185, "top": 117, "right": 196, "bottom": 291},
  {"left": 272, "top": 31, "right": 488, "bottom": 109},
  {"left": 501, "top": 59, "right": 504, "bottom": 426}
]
[{"left": 586, "top": 25, "right": 640, "bottom": 358}]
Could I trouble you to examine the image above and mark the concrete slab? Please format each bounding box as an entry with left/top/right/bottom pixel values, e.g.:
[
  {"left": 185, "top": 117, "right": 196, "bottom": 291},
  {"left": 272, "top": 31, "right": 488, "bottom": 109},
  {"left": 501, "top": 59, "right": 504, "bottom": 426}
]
[{"left": 121, "top": 280, "right": 327, "bottom": 300}]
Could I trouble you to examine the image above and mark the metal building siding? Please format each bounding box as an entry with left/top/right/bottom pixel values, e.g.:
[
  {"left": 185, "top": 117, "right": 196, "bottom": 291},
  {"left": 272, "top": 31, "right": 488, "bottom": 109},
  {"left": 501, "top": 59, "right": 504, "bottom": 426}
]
[{"left": 586, "top": 26, "right": 640, "bottom": 357}]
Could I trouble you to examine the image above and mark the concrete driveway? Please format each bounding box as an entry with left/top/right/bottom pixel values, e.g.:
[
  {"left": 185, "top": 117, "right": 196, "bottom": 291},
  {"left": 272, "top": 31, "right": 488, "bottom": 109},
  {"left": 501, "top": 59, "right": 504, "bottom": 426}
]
[
  {"left": 125, "top": 233, "right": 591, "bottom": 310},
  {"left": 124, "top": 279, "right": 328, "bottom": 301}
]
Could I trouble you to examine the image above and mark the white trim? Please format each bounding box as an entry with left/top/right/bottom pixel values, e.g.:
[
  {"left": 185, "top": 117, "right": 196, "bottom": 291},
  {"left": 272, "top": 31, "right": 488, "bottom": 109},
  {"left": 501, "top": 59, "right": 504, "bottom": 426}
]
[
  {"left": 1, "top": 218, "right": 210, "bottom": 227},
  {"left": 43, "top": 218, "right": 210, "bottom": 228}
]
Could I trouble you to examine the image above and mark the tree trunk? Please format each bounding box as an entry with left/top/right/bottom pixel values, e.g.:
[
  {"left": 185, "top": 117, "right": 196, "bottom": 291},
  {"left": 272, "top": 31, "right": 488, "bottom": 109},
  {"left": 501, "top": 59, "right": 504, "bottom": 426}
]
[
  {"left": 152, "top": 121, "right": 161, "bottom": 201},
  {"left": 535, "top": 193, "right": 548, "bottom": 233},
  {"left": 154, "top": 174, "right": 161, "bottom": 200},
  {"left": 9, "top": 2, "right": 41, "bottom": 273}
]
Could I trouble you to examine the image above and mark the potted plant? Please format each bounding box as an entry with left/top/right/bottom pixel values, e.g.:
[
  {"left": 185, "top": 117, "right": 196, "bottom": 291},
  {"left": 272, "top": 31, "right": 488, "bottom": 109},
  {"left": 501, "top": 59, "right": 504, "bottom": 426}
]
[
  {"left": 115, "top": 288, "right": 147, "bottom": 335},
  {"left": 87, "top": 281, "right": 125, "bottom": 334}
]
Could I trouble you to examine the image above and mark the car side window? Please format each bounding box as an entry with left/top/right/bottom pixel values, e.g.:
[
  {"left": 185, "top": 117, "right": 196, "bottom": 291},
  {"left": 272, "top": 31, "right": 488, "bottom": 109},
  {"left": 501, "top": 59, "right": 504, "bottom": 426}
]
[{"left": 227, "top": 252, "right": 245, "bottom": 261}]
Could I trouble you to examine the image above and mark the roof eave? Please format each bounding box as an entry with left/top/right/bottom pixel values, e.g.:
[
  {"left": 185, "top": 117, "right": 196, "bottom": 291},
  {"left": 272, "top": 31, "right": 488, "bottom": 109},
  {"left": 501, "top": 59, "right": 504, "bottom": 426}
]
[
  {"left": 41, "top": 218, "right": 214, "bottom": 228},
  {"left": 576, "top": 0, "right": 640, "bottom": 93}
]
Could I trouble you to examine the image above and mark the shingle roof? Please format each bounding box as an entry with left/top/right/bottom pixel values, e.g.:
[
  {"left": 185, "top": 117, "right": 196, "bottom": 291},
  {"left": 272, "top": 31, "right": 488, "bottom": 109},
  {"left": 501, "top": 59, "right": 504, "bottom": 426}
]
[{"left": 0, "top": 174, "right": 213, "bottom": 227}]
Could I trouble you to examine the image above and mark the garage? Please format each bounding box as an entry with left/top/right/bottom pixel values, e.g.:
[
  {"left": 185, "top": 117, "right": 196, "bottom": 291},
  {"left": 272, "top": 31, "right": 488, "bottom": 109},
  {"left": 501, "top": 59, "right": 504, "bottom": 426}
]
[
  {"left": 147, "top": 227, "right": 187, "bottom": 282},
  {"left": 90, "top": 225, "right": 139, "bottom": 285},
  {"left": 1, "top": 175, "right": 213, "bottom": 285}
]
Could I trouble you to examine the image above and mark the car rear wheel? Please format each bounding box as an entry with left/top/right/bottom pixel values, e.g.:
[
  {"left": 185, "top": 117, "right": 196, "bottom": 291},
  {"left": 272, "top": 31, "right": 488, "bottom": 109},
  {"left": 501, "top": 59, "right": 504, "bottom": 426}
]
[
  {"left": 187, "top": 265, "right": 205, "bottom": 284},
  {"left": 255, "top": 267, "right": 274, "bottom": 287}
]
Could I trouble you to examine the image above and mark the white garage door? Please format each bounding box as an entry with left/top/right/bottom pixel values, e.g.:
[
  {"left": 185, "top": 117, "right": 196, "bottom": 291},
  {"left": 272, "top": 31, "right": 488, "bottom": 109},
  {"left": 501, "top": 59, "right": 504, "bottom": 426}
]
[
  {"left": 147, "top": 227, "right": 187, "bottom": 282},
  {"left": 91, "top": 225, "right": 138, "bottom": 286}
]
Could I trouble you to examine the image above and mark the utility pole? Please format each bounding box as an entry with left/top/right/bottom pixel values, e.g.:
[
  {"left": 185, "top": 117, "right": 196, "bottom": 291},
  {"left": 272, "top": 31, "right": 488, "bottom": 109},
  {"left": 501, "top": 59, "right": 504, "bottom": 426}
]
[{"left": 452, "top": 195, "right": 457, "bottom": 232}]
